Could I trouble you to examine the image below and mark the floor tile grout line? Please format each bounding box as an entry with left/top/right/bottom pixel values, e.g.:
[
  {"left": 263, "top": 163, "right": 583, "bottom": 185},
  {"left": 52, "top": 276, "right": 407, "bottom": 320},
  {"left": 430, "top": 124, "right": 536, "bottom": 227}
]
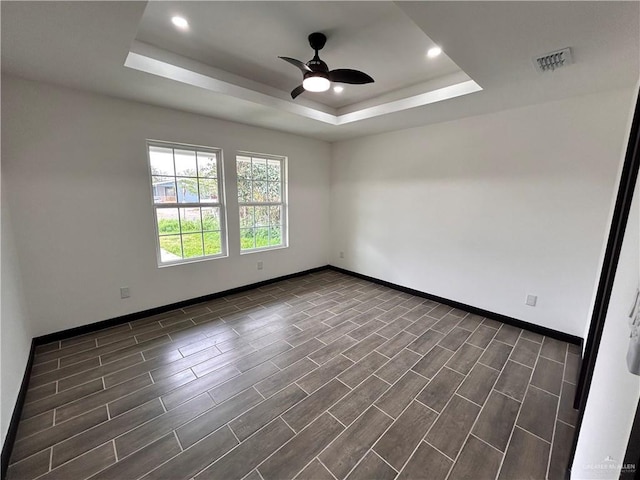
[
  {"left": 316, "top": 457, "right": 340, "bottom": 480},
  {"left": 539, "top": 352, "right": 566, "bottom": 365},
  {"left": 516, "top": 424, "right": 553, "bottom": 445},
  {"left": 32, "top": 339, "right": 103, "bottom": 366},
  {"left": 228, "top": 422, "right": 243, "bottom": 445},
  {"left": 34, "top": 439, "right": 119, "bottom": 480},
  {"left": 326, "top": 411, "right": 347, "bottom": 429},
  {"left": 23, "top": 298, "right": 341, "bottom": 459},
  {"left": 359, "top": 397, "right": 436, "bottom": 478},
  {"left": 262, "top": 365, "right": 402, "bottom": 479},
  {"left": 116, "top": 387, "right": 259, "bottom": 468},
  {"left": 11, "top": 396, "right": 152, "bottom": 469},
  {"left": 422, "top": 438, "right": 457, "bottom": 463},
  {"left": 17, "top": 370, "right": 232, "bottom": 469},
  {"left": 470, "top": 432, "right": 506, "bottom": 455},
  {"left": 492, "top": 329, "right": 542, "bottom": 480},
  {"left": 557, "top": 417, "right": 576, "bottom": 429},
  {"left": 437, "top": 328, "right": 525, "bottom": 480},
  {"left": 112, "top": 439, "right": 119, "bottom": 462},
  {"left": 50, "top": 353, "right": 148, "bottom": 394},
  {"left": 547, "top": 343, "right": 570, "bottom": 479},
  {"left": 52, "top": 306, "right": 318, "bottom": 388},
  {"left": 528, "top": 382, "right": 561, "bottom": 399},
  {"left": 365, "top": 343, "right": 483, "bottom": 478}
]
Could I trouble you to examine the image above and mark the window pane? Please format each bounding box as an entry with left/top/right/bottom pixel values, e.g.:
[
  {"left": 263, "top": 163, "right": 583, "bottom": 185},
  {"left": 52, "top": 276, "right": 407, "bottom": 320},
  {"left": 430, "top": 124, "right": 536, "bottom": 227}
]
[
  {"left": 159, "top": 235, "right": 182, "bottom": 260},
  {"left": 237, "top": 156, "right": 252, "bottom": 179},
  {"left": 176, "top": 178, "right": 199, "bottom": 203},
  {"left": 198, "top": 178, "right": 218, "bottom": 203},
  {"left": 181, "top": 233, "right": 204, "bottom": 258},
  {"left": 239, "top": 206, "right": 254, "bottom": 229},
  {"left": 174, "top": 149, "right": 197, "bottom": 176},
  {"left": 252, "top": 181, "right": 267, "bottom": 202},
  {"left": 269, "top": 206, "right": 282, "bottom": 227},
  {"left": 157, "top": 208, "right": 180, "bottom": 235},
  {"left": 180, "top": 208, "right": 201, "bottom": 233},
  {"left": 236, "top": 153, "right": 285, "bottom": 253},
  {"left": 152, "top": 176, "right": 177, "bottom": 204},
  {"left": 252, "top": 158, "right": 268, "bottom": 181},
  {"left": 202, "top": 207, "right": 220, "bottom": 231},
  {"left": 240, "top": 228, "right": 255, "bottom": 250},
  {"left": 204, "top": 231, "right": 222, "bottom": 255},
  {"left": 149, "top": 146, "right": 175, "bottom": 176},
  {"left": 269, "top": 226, "right": 282, "bottom": 246},
  {"left": 238, "top": 179, "right": 251, "bottom": 202},
  {"left": 267, "top": 160, "right": 281, "bottom": 182},
  {"left": 197, "top": 152, "right": 217, "bottom": 178},
  {"left": 267, "top": 182, "right": 281, "bottom": 202},
  {"left": 255, "top": 206, "right": 269, "bottom": 227},
  {"left": 255, "top": 227, "right": 269, "bottom": 248}
]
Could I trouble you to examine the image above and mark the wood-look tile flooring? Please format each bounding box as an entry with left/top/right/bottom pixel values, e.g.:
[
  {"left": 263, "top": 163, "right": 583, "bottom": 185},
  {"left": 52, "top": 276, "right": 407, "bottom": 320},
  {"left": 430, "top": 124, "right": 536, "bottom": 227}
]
[{"left": 8, "top": 270, "right": 581, "bottom": 480}]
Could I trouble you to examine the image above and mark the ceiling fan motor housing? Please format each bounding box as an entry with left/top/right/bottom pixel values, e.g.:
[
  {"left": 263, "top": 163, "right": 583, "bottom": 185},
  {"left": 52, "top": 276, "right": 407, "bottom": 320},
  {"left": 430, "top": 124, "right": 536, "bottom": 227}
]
[
  {"left": 307, "top": 58, "right": 329, "bottom": 73},
  {"left": 308, "top": 32, "right": 327, "bottom": 51}
]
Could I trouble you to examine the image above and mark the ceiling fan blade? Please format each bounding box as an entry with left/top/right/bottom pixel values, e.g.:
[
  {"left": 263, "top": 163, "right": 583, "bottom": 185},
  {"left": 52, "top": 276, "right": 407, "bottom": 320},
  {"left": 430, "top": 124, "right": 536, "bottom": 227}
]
[
  {"left": 328, "top": 69, "right": 374, "bottom": 84},
  {"left": 279, "top": 56, "right": 312, "bottom": 73},
  {"left": 291, "top": 85, "right": 305, "bottom": 99}
]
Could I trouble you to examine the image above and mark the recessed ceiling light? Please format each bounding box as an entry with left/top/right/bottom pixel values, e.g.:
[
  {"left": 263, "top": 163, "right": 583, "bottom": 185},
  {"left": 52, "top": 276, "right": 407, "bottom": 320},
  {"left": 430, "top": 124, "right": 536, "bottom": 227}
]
[
  {"left": 427, "top": 46, "right": 442, "bottom": 58},
  {"left": 333, "top": 86, "right": 344, "bottom": 93},
  {"left": 171, "top": 16, "right": 189, "bottom": 29}
]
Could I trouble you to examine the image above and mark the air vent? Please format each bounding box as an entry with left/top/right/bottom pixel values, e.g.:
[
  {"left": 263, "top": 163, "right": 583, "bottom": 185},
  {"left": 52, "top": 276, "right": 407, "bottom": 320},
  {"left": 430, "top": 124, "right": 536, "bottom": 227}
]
[{"left": 533, "top": 47, "right": 573, "bottom": 73}]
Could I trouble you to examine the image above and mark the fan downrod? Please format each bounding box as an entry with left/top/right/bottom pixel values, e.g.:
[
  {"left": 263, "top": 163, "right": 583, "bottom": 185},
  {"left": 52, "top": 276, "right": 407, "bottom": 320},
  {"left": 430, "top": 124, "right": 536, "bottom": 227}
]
[{"left": 308, "top": 32, "right": 327, "bottom": 52}]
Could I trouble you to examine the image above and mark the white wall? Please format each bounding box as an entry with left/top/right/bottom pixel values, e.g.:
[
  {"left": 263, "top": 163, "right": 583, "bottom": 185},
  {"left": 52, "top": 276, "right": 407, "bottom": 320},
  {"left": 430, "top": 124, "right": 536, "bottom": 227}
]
[
  {"left": 331, "top": 88, "right": 635, "bottom": 337},
  {"left": 571, "top": 105, "right": 640, "bottom": 480},
  {"left": 1, "top": 76, "right": 331, "bottom": 337},
  {"left": 1, "top": 180, "right": 34, "bottom": 444}
]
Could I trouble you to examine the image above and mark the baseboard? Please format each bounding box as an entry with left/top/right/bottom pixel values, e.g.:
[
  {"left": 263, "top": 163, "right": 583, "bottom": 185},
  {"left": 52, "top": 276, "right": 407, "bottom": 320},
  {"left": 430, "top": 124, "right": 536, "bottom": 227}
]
[
  {"left": 1, "top": 340, "right": 36, "bottom": 479},
  {"left": 328, "top": 265, "right": 583, "bottom": 346},
  {"left": 35, "top": 265, "right": 330, "bottom": 346}
]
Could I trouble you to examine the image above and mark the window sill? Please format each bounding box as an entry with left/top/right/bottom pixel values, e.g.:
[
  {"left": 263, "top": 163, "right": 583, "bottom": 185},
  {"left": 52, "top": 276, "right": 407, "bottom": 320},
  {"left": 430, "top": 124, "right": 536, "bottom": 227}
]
[
  {"left": 240, "top": 245, "right": 289, "bottom": 255},
  {"left": 157, "top": 253, "right": 228, "bottom": 268}
]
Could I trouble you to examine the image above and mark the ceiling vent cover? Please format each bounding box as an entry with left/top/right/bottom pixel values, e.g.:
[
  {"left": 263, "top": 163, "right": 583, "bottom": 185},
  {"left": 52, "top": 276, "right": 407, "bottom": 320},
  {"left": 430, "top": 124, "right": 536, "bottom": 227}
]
[{"left": 533, "top": 47, "right": 572, "bottom": 73}]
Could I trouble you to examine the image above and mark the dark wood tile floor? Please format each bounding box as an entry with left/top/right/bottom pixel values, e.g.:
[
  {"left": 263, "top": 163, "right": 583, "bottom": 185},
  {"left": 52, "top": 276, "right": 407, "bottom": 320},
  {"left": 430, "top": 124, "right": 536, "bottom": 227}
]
[{"left": 8, "top": 270, "right": 581, "bottom": 480}]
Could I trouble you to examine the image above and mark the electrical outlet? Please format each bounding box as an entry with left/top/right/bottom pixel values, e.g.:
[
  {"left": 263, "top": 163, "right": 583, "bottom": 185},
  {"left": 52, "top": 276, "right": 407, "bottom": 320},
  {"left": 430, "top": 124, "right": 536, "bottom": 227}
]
[
  {"left": 257, "top": 261, "right": 263, "bottom": 271},
  {"left": 120, "top": 287, "right": 130, "bottom": 299},
  {"left": 339, "top": 251, "right": 344, "bottom": 259},
  {"left": 526, "top": 294, "right": 537, "bottom": 307}
]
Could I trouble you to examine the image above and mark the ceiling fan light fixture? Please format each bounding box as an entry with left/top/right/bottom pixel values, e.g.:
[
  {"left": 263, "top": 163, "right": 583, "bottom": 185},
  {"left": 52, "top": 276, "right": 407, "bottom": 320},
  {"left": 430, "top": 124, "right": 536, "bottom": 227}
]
[{"left": 303, "top": 74, "right": 330, "bottom": 92}]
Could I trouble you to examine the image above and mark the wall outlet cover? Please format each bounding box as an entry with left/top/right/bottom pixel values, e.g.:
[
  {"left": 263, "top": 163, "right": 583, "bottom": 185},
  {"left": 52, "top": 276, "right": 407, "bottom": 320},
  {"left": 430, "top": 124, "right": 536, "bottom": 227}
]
[{"left": 526, "top": 294, "right": 537, "bottom": 306}]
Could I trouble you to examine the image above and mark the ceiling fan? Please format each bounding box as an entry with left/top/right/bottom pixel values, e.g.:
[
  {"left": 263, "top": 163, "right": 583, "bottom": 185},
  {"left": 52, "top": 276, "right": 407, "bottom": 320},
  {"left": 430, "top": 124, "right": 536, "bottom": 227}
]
[{"left": 279, "top": 32, "right": 374, "bottom": 99}]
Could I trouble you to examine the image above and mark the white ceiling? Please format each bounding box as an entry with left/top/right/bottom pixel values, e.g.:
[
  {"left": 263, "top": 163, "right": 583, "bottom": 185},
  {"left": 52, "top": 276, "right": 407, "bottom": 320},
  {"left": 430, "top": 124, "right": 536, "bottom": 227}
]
[
  {"left": 135, "top": 2, "right": 461, "bottom": 109},
  {"left": 1, "top": 1, "right": 638, "bottom": 143}
]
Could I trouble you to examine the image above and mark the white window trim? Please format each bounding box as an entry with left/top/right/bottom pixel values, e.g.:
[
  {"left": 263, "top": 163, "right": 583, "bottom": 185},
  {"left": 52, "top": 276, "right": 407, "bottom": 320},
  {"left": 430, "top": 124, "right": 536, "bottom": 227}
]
[
  {"left": 146, "top": 140, "right": 228, "bottom": 267},
  {"left": 237, "top": 151, "right": 288, "bottom": 254}
]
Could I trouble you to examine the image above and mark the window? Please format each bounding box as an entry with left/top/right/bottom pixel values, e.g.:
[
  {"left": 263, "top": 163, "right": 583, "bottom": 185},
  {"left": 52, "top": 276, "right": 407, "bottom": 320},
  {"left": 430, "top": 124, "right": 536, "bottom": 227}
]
[
  {"left": 148, "top": 141, "right": 226, "bottom": 265},
  {"left": 237, "top": 153, "right": 287, "bottom": 252}
]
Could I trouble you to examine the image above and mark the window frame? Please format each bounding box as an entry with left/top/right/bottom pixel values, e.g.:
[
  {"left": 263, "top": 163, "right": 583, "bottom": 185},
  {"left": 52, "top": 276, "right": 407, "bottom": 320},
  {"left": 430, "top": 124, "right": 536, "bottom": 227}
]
[
  {"left": 236, "top": 151, "right": 288, "bottom": 254},
  {"left": 146, "top": 140, "right": 228, "bottom": 267}
]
